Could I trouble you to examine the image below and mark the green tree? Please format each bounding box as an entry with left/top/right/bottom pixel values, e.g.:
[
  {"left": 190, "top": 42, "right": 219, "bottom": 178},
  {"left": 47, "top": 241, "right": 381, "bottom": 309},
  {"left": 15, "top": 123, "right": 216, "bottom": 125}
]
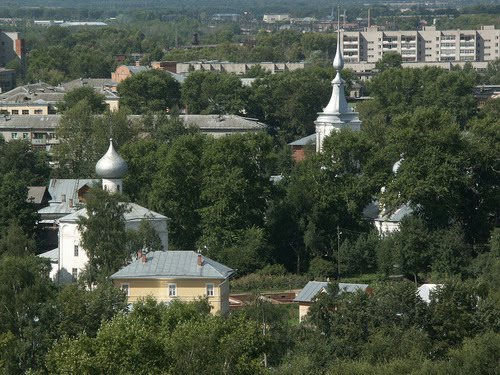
[
  {"left": 78, "top": 188, "right": 130, "bottom": 283},
  {"left": 198, "top": 133, "right": 273, "bottom": 270},
  {"left": 58, "top": 86, "right": 107, "bottom": 113},
  {"left": 181, "top": 71, "right": 248, "bottom": 114},
  {"left": 0, "top": 255, "right": 56, "bottom": 374},
  {"left": 375, "top": 52, "right": 402, "bottom": 72},
  {"left": 149, "top": 133, "right": 207, "bottom": 249},
  {"left": 118, "top": 69, "right": 181, "bottom": 114}
]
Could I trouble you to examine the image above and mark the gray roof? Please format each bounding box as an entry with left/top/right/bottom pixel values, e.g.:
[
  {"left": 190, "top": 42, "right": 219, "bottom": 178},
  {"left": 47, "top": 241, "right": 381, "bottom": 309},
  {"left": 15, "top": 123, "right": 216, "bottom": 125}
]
[
  {"left": 288, "top": 133, "right": 316, "bottom": 146},
  {"left": 38, "top": 248, "right": 59, "bottom": 262},
  {"left": 38, "top": 179, "right": 99, "bottom": 219},
  {"left": 110, "top": 251, "right": 234, "bottom": 280},
  {"left": 0, "top": 80, "right": 118, "bottom": 105},
  {"left": 59, "top": 202, "right": 167, "bottom": 223},
  {"left": 47, "top": 179, "right": 98, "bottom": 204},
  {"left": 27, "top": 186, "right": 50, "bottom": 204},
  {"left": 0, "top": 114, "right": 265, "bottom": 133},
  {"left": 294, "top": 281, "right": 369, "bottom": 303},
  {"left": 180, "top": 115, "right": 265, "bottom": 130},
  {"left": 374, "top": 203, "right": 413, "bottom": 222},
  {"left": 126, "top": 66, "right": 150, "bottom": 74},
  {"left": 0, "top": 115, "right": 59, "bottom": 130}
]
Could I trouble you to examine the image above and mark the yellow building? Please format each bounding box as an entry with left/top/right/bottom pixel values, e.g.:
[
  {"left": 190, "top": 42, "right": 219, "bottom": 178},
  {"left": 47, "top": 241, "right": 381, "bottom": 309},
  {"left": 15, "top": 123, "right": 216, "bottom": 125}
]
[{"left": 110, "top": 251, "right": 234, "bottom": 315}]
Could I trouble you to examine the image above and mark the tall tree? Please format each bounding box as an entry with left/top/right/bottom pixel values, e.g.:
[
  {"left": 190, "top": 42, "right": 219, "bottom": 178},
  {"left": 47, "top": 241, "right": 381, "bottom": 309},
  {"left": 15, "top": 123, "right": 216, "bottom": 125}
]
[
  {"left": 58, "top": 86, "right": 107, "bottom": 114},
  {"left": 118, "top": 69, "right": 181, "bottom": 114},
  {"left": 77, "top": 189, "right": 130, "bottom": 283}
]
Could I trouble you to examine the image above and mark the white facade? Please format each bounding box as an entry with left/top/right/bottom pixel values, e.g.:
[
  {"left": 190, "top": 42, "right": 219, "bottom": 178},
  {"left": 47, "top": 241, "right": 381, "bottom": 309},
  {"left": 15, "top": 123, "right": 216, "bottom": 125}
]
[
  {"left": 315, "top": 29, "right": 362, "bottom": 152},
  {"left": 341, "top": 25, "right": 500, "bottom": 64},
  {"left": 57, "top": 203, "right": 169, "bottom": 283}
]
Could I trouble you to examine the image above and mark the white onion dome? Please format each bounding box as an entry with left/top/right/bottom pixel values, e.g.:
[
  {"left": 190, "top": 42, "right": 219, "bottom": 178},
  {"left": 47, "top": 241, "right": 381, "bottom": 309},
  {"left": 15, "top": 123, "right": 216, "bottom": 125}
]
[{"left": 95, "top": 139, "right": 128, "bottom": 179}]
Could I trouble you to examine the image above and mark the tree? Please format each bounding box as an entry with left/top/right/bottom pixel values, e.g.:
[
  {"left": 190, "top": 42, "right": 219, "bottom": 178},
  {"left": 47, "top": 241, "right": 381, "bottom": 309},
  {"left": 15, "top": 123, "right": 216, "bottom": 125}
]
[
  {"left": 53, "top": 282, "right": 127, "bottom": 339},
  {"left": 127, "top": 218, "right": 163, "bottom": 253},
  {"left": 247, "top": 67, "right": 332, "bottom": 143},
  {"left": 0, "top": 255, "right": 56, "bottom": 373},
  {"left": 198, "top": 133, "right": 273, "bottom": 269},
  {"left": 149, "top": 133, "right": 207, "bottom": 249},
  {"left": 375, "top": 52, "right": 402, "bottom": 72},
  {"left": 78, "top": 189, "right": 130, "bottom": 283},
  {"left": 54, "top": 101, "right": 136, "bottom": 178},
  {"left": 118, "top": 69, "right": 181, "bottom": 114},
  {"left": 0, "top": 223, "right": 36, "bottom": 257},
  {"left": 58, "top": 86, "right": 107, "bottom": 113},
  {"left": 181, "top": 71, "right": 248, "bottom": 114}
]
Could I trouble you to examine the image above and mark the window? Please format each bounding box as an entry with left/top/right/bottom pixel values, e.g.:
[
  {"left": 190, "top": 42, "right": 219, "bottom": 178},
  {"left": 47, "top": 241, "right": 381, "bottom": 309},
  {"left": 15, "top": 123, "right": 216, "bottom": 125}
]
[
  {"left": 22, "top": 110, "right": 29, "bottom": 115},
  {"left": 121, "top": 284, "right": 130, "bottom": 296},
  {"left": 23, "top": 133, "right": 29, "bottom": 139},
  {"left": 72, "top": 268, "right": 78, "bottom": 280},
  {"left": 168, "top": 284, "right": 177, "bottom": 297},
  {"left": 206, "top": 284, "right": 214, "bottom": 297},
  {"left": 74, "top": 245, "right": 79, "bottom": 257},
  {"left": 11, "top": 133, "right": 17, "bottom": 139},
  {"left": 34, "top": 109, "right": 43, "bottom": 114},
  {"left": 11, "top": 110, "right": 18, "bottom": 114}
]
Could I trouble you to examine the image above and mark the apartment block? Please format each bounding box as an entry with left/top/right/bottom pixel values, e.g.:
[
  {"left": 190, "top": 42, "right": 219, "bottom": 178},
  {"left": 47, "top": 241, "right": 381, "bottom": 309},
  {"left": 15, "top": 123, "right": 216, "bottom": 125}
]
[
  {"left": 0, "top": 31, "right": 25, "bottom": 67},
  {"left": 341, "top": 25, "right": 500, "bottom": 64}
]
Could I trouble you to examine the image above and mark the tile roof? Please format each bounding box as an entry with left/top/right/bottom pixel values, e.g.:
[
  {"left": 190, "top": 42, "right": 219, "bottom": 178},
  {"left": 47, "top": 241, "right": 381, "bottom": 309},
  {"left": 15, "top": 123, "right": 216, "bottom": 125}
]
[
  {"left": 110, "top": 251, "right": 234, "bottom": 280},
  {"left": 294, "top": 281, "right": 369, "bottom": 302}
]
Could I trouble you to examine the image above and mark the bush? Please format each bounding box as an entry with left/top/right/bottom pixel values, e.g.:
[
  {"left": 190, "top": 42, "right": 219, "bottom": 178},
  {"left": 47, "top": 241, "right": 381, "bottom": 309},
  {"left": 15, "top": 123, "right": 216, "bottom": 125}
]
[{"left": 231, "top": 273, "right": 310, "bottom": 293}]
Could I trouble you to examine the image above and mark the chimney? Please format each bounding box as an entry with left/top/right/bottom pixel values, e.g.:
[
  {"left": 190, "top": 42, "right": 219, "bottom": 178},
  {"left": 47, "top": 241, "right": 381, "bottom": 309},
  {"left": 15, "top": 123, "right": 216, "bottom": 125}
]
[
  {"left": 197, "top": 254, "right": 203, "bottom": 267},
  {"left": 142, "top": 254, "right": 147, "bottom": 263},
  {"left": 137, "top": 249, "right": 143, "bottom": 260},
  {"left": 367, "top": 9, "right": 371, "bottom": 28}
]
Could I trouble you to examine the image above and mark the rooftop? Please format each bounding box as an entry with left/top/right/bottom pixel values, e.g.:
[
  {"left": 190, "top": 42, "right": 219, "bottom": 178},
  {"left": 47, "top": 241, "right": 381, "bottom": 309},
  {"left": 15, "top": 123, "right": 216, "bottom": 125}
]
[
  {"left": 294, "top": 281, "right": 369, "bottom": 303},
  {"left": 59, "top": 202, "right": 167, "bottom": 223},
  {"left": 111, "top": 251, "right": 234, "bottom": 280}
]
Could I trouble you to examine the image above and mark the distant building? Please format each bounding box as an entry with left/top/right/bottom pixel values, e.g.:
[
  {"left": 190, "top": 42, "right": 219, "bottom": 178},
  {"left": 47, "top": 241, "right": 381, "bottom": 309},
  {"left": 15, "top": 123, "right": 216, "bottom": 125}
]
[
  {"left": 0, "top": 115, "right": 59, "bottom": 151},
  {"left": 212, "top": 14, "right": 240, "bottom": 22},
  {"left": 111, "top": 251, "right": 234, "bottom": 314},
  {"left": 0, "top": 114, "right": 266, "bottom": 149},
  {"left": 175, "top": 61, "right": 306, "bottom": 75},
  {"left": 263, "top": 14, "right": 290, "bottom": 23},
  {"left": 111, "top": 65, "right": 150, "bottom": 83},
  {"left": 288, "top": 134, "right": 316, "bottom": 163},
  {"left": 0, "top": 68, "right": 16, "bottom": 93},
  {"left": 341, "top": 25, "right": 500, "bottom": 64},
  {"left": 0, "top": 80, "right": 119, "bottom": 115},
  {"left": 0, "top": 31, "right": 24, "bottom": 67}
]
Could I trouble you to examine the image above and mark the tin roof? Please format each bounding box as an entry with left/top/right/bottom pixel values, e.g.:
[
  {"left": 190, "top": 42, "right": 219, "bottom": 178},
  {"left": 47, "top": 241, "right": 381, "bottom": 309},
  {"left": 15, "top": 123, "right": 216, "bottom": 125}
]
[
  {"left": 288, "top": 133, "right": 316, "bottom": 146},
  {"left": 38, "top": 248, "right": 59, "bottom": 262},
  {"left": 110, "top": 251, "right": 234, "bottom": 280},
  {"left": 58, "top": 202, "right": 167, "bottom": 223},
  {"left": 294, "top": 281, "right": 369, "bottom": 303}
]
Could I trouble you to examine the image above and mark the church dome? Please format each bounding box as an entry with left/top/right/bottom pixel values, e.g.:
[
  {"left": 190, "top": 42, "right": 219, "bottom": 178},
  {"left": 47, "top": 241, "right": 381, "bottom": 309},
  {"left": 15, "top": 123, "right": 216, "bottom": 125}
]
[{"left": 95, "top": 139, "right": 128, "bottom": 179}]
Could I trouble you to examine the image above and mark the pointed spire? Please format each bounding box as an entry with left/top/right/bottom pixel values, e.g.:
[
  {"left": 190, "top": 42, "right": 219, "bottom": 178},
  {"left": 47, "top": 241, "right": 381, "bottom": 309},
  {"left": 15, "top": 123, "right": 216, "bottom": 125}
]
[{"left": 333, "top": 6, "right": 344, "bottom": 71}]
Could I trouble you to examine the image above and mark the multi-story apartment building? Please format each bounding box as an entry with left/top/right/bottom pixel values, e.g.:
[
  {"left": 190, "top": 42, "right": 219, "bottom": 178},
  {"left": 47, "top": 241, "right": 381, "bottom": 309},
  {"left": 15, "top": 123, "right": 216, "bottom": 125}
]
[
  {"left": 342, "top": 25, "right": 499, "bottom": 64},
  {"left": 0, "top": 31, "right": 24, "bottom": 67}
]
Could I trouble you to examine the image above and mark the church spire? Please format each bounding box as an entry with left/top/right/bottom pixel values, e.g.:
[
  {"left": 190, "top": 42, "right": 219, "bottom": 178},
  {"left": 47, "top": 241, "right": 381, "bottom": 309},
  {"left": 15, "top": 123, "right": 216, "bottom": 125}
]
[{"left": 314, "top": 7, "right": 361, "bottom": 152}]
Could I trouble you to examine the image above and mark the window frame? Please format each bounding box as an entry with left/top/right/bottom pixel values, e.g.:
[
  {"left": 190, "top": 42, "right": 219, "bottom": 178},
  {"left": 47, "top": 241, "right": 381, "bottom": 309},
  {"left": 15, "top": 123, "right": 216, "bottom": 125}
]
[
  {"left": 74, "top": 244, "right": 79, "bottom": 257},
  {"left": 206, "top": 283, "right": 215, "bottom": 297},
  {"left": 121, "top": 283, "right": 130, "bottom": 296},
  {"left": 71, "top": 268, "right": 78, "bottom": 280},
  {"left": 168, "top": 283, "right": 177, "bottom": 297}
]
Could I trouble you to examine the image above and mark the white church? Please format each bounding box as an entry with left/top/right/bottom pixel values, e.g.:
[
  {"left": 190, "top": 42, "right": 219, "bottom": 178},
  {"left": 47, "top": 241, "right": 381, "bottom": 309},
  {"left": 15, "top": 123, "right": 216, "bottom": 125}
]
[
  {"left": 39, "top": 140, "right": 169, "bottom": 282},
  {"left": 291, "top": 26, "right": 411, "bottom": 233}
]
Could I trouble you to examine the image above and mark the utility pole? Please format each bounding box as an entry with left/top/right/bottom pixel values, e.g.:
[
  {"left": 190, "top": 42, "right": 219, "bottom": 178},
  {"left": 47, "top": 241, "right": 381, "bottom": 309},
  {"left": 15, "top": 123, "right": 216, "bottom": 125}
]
[{"left": 337, "top": 225, "right": 341, "bottom": 279}]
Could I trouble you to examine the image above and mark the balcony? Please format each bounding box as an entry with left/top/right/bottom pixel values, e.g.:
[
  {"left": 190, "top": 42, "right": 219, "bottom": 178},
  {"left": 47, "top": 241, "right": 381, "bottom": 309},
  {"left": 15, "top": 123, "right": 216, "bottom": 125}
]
[{"left": 32, "top": 138, "right": 46, "bottom": 145}]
